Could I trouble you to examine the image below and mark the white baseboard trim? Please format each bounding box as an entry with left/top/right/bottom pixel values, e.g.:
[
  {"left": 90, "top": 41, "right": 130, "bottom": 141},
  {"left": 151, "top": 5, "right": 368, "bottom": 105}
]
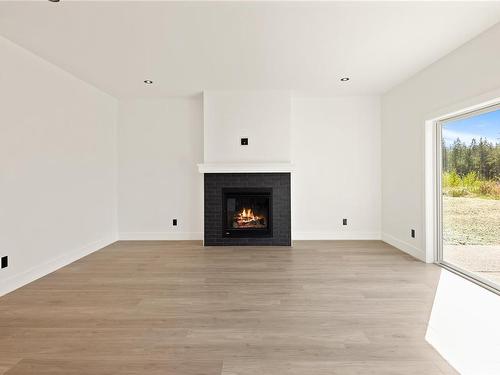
[
  {"left": 292, "top": 232, "right": 381, "bottom": 240},
  {"left": 119, "top": 232, "right": 203, "bottom": 240},
  {"left": 382, "top": 232, "right": 426, "bottom": 262},
  {"left": 0, "top": 234, "right": 117, "bottom": 297},
  {"left": 119, "top": 232, "right": 380, "bottom": 241}
]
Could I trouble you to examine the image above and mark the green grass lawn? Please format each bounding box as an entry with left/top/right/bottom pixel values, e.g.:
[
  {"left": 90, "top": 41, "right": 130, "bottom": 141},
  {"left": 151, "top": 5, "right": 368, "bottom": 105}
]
[{"left": 443, "top": 196, "right": 500, "bottom": 246}]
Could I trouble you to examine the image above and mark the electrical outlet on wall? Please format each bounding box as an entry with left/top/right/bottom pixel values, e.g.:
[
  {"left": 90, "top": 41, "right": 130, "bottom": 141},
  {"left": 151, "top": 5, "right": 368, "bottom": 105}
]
[
  {"left": 1, "top": 256, "right": 8, "bottom": 269},
  {"left": 173, "top": 219, "right": 178, "bottom": 226},
  {"left": 411, "top": 229, "right": 415, "bottom": 238},
  {"left": 240, "top": 137, "right": 248, "bottom": 146},
  {"left": 342, "top": 219, "right": 347, "bottom": 226}
]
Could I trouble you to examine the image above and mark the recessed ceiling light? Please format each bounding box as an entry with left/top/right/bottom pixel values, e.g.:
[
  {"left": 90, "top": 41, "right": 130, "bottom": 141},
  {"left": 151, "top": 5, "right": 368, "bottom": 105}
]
[
  {"left": 340, "top": 77, "right": 350, "bottom": 82},
  {"left": 144, "top": 80, "right": 153, "bottom": 84}
]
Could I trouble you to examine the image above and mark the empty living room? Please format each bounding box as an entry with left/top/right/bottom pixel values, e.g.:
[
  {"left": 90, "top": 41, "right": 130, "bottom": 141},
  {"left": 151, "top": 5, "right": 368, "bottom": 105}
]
[{"left": 1, "top": 1, "right": 500, "bottom": 374}]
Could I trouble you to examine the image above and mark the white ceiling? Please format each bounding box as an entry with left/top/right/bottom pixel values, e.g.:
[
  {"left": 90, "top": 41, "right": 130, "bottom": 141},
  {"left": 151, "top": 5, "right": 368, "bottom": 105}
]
[{"left": 1, "top": 1, "right": 500, "bottom": 98}]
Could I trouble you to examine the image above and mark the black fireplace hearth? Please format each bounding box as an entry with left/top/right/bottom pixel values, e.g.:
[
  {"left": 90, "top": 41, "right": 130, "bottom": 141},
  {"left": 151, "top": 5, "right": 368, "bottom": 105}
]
[{"left": 204, "top": 173, "right": 291, "bottom": 246}]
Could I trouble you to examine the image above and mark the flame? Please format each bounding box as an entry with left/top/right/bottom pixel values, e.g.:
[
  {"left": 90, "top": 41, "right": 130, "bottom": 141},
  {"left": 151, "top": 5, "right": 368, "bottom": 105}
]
[{"left": 234, "top": 207, "right": 266, "bottom": 228}]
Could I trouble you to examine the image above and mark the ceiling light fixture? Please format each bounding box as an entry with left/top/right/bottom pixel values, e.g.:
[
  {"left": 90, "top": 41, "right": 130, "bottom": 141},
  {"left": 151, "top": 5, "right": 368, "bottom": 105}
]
[
  {"left": 340, "top": 77, "right": 350, "bottom": 82},
  {"left": 144, "top": 80, "right": 153, "bottom": 84}
]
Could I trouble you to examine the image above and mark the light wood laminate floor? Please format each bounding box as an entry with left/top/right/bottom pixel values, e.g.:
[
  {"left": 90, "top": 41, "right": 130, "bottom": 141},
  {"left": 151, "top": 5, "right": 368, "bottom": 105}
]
[{"left": 0, "top": 241, "right": 456, "bottom": 374}]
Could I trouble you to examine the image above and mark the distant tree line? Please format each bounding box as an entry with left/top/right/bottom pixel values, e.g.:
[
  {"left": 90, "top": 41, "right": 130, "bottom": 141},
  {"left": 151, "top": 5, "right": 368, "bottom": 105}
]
[{"left": 443, "top": 138, "right": 500, "bottom": 180}]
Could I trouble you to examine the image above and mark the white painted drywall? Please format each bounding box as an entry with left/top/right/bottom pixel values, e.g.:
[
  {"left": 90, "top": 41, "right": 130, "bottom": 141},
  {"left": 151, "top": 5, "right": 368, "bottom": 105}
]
[
  {"left": 291, "top": 96, "right": 381, "bottom": 239},
  {"left": 382, "top": 23, "right": 500, "bottom": 260},
  {"left": 203, "top": 91, "right": 291, "bottom": 163},
  {"left": 116, "top": 93, "right": 381, "bottom": 240},
  {"left": 117, "top": 97, "right": 203, "bottom": 240},
  {"left": 3, "top": 2, "right": 500, "bottom": 98},
  {"left": 382, "top": 23, "right": 500, "bottom": 374},
  {"left": 0, "top": 36, "right": 118, "bottom": 296}
]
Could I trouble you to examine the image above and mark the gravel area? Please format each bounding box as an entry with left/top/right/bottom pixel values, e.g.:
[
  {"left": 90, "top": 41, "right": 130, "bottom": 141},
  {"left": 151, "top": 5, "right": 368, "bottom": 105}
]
[
  {"left": 444, "top": 245, "right": 500, "bottom": 285},
  {"left": 443, "top": 196, "right": 500, "bottom": 245},
  {"left": 443, "top": 196, "right": 500, "bottom": 286}
]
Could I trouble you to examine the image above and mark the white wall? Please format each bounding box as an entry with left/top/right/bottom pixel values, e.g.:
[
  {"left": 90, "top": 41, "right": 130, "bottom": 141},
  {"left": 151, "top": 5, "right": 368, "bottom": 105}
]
[
  {"left": 117, "top": 97, "right": 203, "bottom": 239},
  {"left": 382, "top": 23, "right": 500, "bottom": 374},
  {"left": 116, "top": 94, "right": 381, "bottom": 240},
  {"left": 0, "top": 36, "right": 118, "bottom": 296},
  {"left": 382, "top": 23, "right": 500, "bottom": 260},
  {"left": 203, "top": 91, "right": 291, "bottom": 163},
  {"left": 291, "top": 96, "right": 381, "bottom": 239}
]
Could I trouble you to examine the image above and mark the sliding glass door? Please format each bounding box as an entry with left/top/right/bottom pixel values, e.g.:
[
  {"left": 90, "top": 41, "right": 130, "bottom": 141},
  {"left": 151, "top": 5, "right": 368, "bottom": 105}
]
[{"left": 437, "top": 104, "right": 500, "bottom": 293}]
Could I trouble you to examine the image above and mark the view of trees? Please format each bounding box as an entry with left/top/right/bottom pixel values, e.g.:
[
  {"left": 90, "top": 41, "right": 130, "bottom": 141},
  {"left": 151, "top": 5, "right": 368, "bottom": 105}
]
[
  {"left": 442, "top": 137, "right": 500, "bottom": 199},
  {"left": 443, "top": 137, "right": 500, "bottom": 179}
]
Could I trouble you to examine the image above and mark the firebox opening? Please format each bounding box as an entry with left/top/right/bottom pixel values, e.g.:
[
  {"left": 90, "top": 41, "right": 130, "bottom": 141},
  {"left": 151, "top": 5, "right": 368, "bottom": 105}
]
[{"left": 222, "top": 188, "right": 272, "bottom": 238}]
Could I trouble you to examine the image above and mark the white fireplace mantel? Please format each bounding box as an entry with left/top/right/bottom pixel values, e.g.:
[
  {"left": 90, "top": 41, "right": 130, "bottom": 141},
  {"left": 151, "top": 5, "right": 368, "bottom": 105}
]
[{"left": 197, "top": 163, "right": 294, "bottom": 174}]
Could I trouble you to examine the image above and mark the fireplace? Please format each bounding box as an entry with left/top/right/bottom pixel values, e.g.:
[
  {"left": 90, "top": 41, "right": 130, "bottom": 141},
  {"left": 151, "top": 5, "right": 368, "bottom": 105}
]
[
  {"left": 204, "top": 173, "right": 290, "bottom": 246},
  {"left": 222, "top": 188, "right": 272, "bottom": 238}
]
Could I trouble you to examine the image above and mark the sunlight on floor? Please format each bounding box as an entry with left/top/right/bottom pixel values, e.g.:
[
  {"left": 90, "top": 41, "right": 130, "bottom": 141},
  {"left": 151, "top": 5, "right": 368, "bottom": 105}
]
[{"left": 426, "top": 269, "right": 500, "bottom": 375}]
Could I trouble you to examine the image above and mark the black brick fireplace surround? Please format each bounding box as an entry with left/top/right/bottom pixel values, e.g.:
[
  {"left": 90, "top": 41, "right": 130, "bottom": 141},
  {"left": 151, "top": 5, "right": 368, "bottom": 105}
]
[{"left": 204, "top": 173, "right": 291, "bottom": 246}]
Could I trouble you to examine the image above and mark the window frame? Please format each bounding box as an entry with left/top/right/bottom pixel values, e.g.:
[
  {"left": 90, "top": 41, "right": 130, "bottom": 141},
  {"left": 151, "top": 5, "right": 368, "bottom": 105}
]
[{"left": 435, "top": 102, "right": 500, "bottom": 296}]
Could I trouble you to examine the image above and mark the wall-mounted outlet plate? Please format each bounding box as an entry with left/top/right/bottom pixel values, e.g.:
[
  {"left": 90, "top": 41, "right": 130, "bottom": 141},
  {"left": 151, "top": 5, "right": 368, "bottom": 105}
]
[
  {"left": 411, "top": 229, "right": 415, "bottom": 238},
  {"left": 173, "top": 219, "right": 178, "bottom": 226},
  {"left": 342, "top": 218, "right": 347, "bottom": 226},
  {"left": 240, "top": 138, "right": 248, "bottom": 146},
  {"left": 1, "top": 256, "right": 8, "bottom": 269}
]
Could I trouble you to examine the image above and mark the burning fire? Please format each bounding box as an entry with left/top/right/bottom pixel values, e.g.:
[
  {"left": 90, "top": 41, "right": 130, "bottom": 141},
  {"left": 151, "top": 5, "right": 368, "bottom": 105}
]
[{"left": 233, "top": 208, "right": 266, "bottom": 228}]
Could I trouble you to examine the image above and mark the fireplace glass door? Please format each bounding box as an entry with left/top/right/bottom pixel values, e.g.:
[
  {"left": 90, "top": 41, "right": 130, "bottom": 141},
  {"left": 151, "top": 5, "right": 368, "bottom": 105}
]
[{"left": 223, "top": 188, "right": 272, "bottom": 237}]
